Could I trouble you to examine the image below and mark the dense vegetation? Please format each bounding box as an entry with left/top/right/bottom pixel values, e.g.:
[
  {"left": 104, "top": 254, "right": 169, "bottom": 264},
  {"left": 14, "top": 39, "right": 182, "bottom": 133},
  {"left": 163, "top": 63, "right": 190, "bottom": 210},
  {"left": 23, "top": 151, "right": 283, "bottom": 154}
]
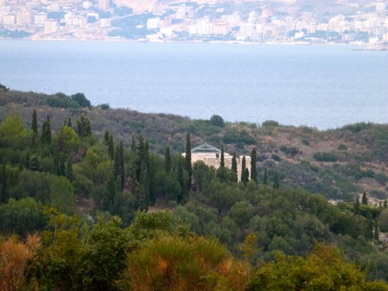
[{"left": 1, "top": 86, "right": 388, "bottom": 289}]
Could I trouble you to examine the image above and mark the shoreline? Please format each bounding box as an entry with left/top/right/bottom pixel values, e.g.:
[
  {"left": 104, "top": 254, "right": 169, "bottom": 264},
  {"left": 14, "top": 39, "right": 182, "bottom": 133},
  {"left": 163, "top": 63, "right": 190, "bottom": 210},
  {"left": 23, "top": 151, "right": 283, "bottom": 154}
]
[{"left": 0, "top": 36, "right": 378, "bottom": 48}]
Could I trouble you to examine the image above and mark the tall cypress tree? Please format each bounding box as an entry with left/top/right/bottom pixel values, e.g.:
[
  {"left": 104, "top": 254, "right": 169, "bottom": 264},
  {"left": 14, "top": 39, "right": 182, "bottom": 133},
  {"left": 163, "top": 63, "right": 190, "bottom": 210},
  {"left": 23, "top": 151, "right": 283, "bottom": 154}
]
[
  {"left": 165, "top": 146, "right": 171, "bottom": 172},
  {"left": 32, "top": 109, "right": 38, "bottom": 136},
  {"left": 362, "top": 191, "right": 368, "bottom": 205},
  {"left": 41, "top": 115, "right": 52, "bottom": 145},
  {"left": 220, "top": 145, "right": 225, "bottom": 168},
  {"left": 185, "top": 133, "right": 192, "bottom": 190},
  {"left": 231, "top": 152, "right": 237, "bottom": 182},
  {"left": 250, "top": 148, "right": 257, "bottom": 183},
  {"left": 354, "top": 196, "right": 360, "bottom": 214},
  {"left": 241, "top": 156, "right": 247, "bottom": 183}
]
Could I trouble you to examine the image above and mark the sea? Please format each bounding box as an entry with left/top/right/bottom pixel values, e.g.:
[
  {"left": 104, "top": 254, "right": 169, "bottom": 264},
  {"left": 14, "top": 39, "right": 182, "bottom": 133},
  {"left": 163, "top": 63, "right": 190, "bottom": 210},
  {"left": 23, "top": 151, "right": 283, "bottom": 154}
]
[{"left": 0, "top": 40, "right": 387, "bottom": 130}]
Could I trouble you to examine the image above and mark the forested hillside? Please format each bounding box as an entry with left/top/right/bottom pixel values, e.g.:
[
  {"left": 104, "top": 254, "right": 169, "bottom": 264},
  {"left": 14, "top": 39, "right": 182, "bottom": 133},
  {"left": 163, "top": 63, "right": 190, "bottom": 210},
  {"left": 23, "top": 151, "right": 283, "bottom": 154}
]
[{"left": 1, "top": 86, "right": 388, "bottom": 289}]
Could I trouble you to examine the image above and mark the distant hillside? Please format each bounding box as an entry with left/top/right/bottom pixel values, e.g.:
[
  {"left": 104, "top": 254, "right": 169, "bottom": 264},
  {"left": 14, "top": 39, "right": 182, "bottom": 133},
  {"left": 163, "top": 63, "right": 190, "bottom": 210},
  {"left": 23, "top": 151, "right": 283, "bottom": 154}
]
[{"left": 1, "top": 86, "right": 388, "bottom": 201}]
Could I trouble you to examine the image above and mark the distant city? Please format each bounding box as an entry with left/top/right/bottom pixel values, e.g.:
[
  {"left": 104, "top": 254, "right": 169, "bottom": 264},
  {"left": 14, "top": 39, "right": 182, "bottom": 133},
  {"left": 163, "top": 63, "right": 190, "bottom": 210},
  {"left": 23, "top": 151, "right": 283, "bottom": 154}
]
[{"left": 1, "top": 0, "right": 387, "bottom": 45}]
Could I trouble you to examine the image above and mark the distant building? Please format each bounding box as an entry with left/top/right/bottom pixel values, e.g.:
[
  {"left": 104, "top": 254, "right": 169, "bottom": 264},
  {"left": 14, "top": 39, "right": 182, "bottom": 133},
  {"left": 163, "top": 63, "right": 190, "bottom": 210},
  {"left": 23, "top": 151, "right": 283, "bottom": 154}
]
[
  {"left": 183, "top": 143, "right": 251, "bottom": 181},
  {"left": 376, "top": 2, "right": 386, "bottom": 12},
  {"left": 44, "top": 19, "right": 59, "bottom": 34}
]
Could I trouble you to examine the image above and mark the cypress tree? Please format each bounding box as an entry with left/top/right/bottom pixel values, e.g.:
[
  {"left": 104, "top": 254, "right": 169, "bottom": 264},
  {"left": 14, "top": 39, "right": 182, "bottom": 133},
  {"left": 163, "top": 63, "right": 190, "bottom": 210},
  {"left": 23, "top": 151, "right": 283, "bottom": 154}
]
[
  {"left": 241, "top": 156, "right": 247, "bottom": 183},
  {"left": 220, "top": 145, "right": 225, "bottom": 168},
  {"left": 362, "top": 191, "right": 368, "bottom": 205},
  {"left": 165, "top": 146, "right": 171, "bottom": 172},
  {"left": 41, "top": 115, "right": 52, "bottom": 145},
  {"left": 104, "top": 173, "right": 116, "bottom": 211},
  {"left": 231, "top": 152, "right": 237, "bottom": 182},
  {"left": 250, "top": 148, "right": 257, "bottom": 183},
  {"left": 32, "top": 109, "right": 38, "bottom": 136},
  {"left": 185, "top": 133, "right": 192, "bottom": 190},
  {"left": 76, "top": 115, "right": 92, "bottom": 138},
  {"left": 104, "top": 131, "right": 110, "bottom": 144},
  {"left": 354, "top": 196, "right": 360, "bottom": 214},
  {"left": 263, "top": 168, "right": 268, "bottom": 185},
  {"left": 231, "top": 152, "right": 237, "bottom": 174}
]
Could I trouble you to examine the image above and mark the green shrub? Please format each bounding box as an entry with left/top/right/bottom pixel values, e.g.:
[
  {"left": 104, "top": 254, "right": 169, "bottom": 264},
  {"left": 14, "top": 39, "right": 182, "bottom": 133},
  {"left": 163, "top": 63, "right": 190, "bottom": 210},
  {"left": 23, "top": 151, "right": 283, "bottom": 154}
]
[
  {"left": 280, "top": 146, "right": 300, "bottom": 157},
  {"left": 313, "top": 152, "right": 338, "bottom": 162}
]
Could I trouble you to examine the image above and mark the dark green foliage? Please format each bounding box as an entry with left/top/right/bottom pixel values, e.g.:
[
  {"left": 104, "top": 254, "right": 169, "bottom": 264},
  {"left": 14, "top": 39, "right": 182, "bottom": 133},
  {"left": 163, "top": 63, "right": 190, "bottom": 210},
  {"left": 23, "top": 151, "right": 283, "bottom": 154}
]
[
  {"left": 76, "top": 114, "right": 92, "bottom": 138},
  {"left": 240, "top": 156, "right": 247, "bottom": 183},
  {"left": 177, "top": 156, "right": 188, "bottom": 204},
  {"left": 273, "top": 172, "right": 280, "bottom": 189},
  {"left": 80, "top": 216, "right": 129, "bottom": 290},
  {"left": 338, "top": 143, "right": 348, "bottom": 150},
  {"left": 223, "top": 129, "right": 256, "bottom": 145},
  {"left": 98, "top": 103, "right": 110, "bottom": 110},
  {"left": 40, "top": 115, "right": 52, "bottom": 145},
  {"left": 32, "top": 109, "right": 38, "bottom": 136},
  {"left": 0, "top": 197, "right": 47, "bottom": 236},
  {"left": 164, "top": 146, "right": 171, "bottom": 172},
  {"left": 262, "top": 120, "right": 279, "bottom": 127},
  {"left": 279, "top": 146, "right": 300, "bottom": 157},
  {"left": 0, "top": 162, "right": 7, "bottom": 203},
  {"left": 0, "top": 83, "right": 9, "bottom": 92},
  {"left": 185, "top": 133, "right": 192, "bottom": 190},
  {"left": 313, "top": 152, "right": 338, "bottom": 162},
  {"left": 210, "top": 114, "right": 225, "bottom": 127},
  {"left": 263, "top": 168, "right": 268, "bottom": 185},
  {"left": 354, "top": 196, "right": 360, "bottom": 214},
  {"left": 375, "top": 173, "right": 388, "bottom": 185},
  {"left": 47, "top": 92, "right": 80, "bottom": 108},
  {"left": 374, "top": 219, "right": 379, "bottom": 241},
  {"left": 250, "top": 148, "right": 257, "bottom": 183},
  {"left": 220, "top": 145, "right": 225, "bottom": 168},
  {"left": 362, "top": 191, "right": 368, "bottom": 205},
  {"left": 70, "top": 92, "right": 91, "bottom": 107},
  {"left": 271, "top": 153, "right": 281, "bottom": 161}
]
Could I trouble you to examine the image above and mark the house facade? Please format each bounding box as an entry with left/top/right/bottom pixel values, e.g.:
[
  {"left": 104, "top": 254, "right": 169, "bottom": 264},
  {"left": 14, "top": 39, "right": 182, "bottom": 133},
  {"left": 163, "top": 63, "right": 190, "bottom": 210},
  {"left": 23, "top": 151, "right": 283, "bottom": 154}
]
[{"left": 183, "top": 143, "right": 251, "bottom": 181}]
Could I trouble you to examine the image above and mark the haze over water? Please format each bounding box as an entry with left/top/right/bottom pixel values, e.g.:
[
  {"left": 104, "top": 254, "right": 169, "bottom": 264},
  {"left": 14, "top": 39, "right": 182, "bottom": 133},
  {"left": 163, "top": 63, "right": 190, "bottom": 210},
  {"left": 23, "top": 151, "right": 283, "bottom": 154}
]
[{"left": 1, "top": 40, "right": 387, "bottom": 129}]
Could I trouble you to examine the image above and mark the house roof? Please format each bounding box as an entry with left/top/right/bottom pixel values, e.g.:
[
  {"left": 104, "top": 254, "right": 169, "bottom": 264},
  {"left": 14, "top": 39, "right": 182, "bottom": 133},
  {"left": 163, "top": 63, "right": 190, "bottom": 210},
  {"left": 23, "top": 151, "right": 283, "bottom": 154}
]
[{"left": 191, "top": 143, "right": 221, "bottom": 154}]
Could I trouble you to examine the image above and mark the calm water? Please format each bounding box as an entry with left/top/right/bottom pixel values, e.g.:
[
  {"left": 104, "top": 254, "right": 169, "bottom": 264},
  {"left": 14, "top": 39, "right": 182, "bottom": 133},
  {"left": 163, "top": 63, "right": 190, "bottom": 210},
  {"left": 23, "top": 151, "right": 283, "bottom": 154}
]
[{"left": 0, "top": 40, "right": 387, "bottom": 129}]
